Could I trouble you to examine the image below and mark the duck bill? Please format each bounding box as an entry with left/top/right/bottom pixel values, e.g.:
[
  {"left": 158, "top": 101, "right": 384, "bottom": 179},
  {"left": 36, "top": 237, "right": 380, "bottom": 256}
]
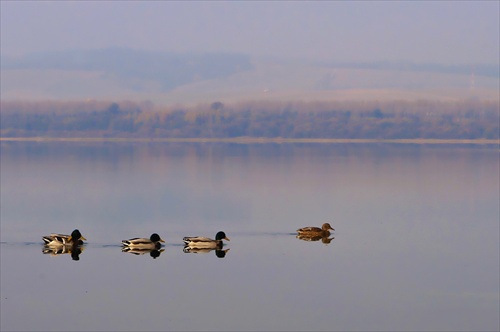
[
  {"left": 80, "top": 236, "right": 87, "bottom": 241},
  {"left": 160, "top": 239, "right": 166, "bottom": 243},
  {"left": 224, "top": 237, "right": 230, "bottom": 241}
]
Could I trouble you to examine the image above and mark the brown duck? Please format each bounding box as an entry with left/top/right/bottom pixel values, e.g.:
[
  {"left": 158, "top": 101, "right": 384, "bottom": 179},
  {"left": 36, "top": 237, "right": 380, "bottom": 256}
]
[{"left": 296, "top": 223, "right": 335, "bottom": 237}]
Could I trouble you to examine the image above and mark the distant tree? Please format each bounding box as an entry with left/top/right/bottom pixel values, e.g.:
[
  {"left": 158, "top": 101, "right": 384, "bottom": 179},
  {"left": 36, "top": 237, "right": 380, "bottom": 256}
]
[
  {"left": 1, "top": 99, "right": 498, "bottom": 139},
  {"left": 211, "top": 102, "right": 224, "bottom": 111},
  {"left": 107, "top": 103, "right": 121, "bottom": 115},
  {"left": 372, "top": 108, "right": 384, "bottom": 119}
]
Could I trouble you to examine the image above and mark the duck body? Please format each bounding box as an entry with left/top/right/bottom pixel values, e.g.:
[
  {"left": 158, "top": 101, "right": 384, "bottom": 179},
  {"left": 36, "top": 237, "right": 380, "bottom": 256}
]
[
  {"left": 42, "top": 229, "right": 86, "bottom": 247},
  {"left": 183, "top": 231, "right": 230, "bottom": 249},
  {"left": 296, "top": 223, "right": 335, "bottom": 237},
  {"left": 121, "top": 233, "right": 165, "bottom": 250}
]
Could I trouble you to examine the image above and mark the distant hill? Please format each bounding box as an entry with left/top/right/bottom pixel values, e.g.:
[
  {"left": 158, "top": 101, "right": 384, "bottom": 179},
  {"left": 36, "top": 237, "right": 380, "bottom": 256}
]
[
  {"left": 1, "top": 48, "right": 498, "bottom": 105},
  {"left": 1, "top": 48, "right": 253, "bottom": 92},
  {"left": 314, "top": 60, "right": 500, "bottom": 79}
]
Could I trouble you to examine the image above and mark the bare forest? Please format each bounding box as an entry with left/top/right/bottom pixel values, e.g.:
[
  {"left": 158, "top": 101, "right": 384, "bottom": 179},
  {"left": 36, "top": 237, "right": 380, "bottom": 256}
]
[{"left": 1, "top": 99, "right": 498, "bottom": 140}]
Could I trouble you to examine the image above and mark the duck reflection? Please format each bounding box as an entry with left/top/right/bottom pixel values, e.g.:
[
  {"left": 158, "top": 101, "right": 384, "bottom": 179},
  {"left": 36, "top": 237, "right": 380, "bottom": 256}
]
[
  {"left": 183, "top": 246, "right": 230, "bottom": 258},
  {"left": 42, "top": 244, "right": 85, "bottom": 261},
  {"left": 121, "top": 247, "right": 165, "bottom": 259},
  {"left": 296, "top": 234, "right": 335, "bottom": 245}
]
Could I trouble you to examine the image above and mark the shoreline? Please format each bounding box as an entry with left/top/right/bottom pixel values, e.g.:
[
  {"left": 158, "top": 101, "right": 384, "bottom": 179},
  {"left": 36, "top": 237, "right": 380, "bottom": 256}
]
[{"left": 1, "top": 137, "right": 499, "bottom": 145}]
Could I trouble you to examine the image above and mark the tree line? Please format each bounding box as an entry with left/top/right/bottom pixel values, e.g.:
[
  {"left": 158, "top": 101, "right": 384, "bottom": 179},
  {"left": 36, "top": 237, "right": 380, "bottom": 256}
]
[{"left": 1, "top": 99, "right": 498, "bottom": 139}]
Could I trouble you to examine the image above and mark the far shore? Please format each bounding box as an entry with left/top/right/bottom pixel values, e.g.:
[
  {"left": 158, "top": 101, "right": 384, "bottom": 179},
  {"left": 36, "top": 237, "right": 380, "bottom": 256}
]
[{"left": 1, "top": 137, "right": 499, "bottom": 145}]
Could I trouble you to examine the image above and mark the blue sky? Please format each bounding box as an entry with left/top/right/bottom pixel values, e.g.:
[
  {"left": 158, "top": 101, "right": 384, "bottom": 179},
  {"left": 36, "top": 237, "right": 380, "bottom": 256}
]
[{"left": 1, "top": 1, "right": 498, "bottom": 65}]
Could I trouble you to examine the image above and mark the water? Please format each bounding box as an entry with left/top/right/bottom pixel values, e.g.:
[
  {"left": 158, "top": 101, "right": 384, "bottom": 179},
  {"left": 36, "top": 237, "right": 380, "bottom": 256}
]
[{"left": 1, "top": 142, "right": 499, "bottom": 331}]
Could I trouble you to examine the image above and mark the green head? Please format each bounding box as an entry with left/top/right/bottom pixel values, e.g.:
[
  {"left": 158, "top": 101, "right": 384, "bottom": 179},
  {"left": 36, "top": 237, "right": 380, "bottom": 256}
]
[{"left": 215, "top": 231, "right": 230, "bottom": 241}]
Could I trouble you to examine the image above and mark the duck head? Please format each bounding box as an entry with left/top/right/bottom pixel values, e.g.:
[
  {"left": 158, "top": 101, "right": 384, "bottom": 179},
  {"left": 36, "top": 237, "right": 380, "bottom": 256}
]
[{"left": 215, "top": 231, "right": 230, "bottom": 241}]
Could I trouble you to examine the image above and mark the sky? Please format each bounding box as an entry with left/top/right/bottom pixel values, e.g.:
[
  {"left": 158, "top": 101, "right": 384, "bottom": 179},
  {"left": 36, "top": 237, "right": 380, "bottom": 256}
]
[{"left": 1, "top": 1, "right": 499, "bottom": 65}]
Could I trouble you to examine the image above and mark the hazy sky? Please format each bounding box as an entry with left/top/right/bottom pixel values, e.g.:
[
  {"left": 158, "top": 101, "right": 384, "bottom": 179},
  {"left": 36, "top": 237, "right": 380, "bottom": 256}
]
[{"left": 1, "top": 1, "right": 499, "bottom": 65}]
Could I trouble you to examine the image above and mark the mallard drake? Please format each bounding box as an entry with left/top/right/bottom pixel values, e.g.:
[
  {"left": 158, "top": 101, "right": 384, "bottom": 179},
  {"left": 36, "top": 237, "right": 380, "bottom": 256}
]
[
  {"left": 183, "top": 231, "right": 230, "bottom": 249},
  {"left": 121, "top": 233, "right": 165, "bottom": 250},
  {"left": 296, "top": 223, "right": 335, "bottom": 236},
  {"left": 42, "top": 229, "right": 87, "bottom": 247}
]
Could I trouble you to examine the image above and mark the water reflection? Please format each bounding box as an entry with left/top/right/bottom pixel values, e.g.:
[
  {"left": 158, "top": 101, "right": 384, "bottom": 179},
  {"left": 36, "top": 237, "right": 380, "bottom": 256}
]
[
  {"left": 121, "top": 247, "right": 165, "bottom": 259},
  {"left": 183, "top": 246, "right": 230, "bottom": 258},
  {"left": 42, "top": 244, "right": 85, "bottom": 261},
  {"left": 2, "top": 143, "right": 498, "bottom": 331},
  {"left": 296, "top": 234, "right": 335, "bottom": 245}
]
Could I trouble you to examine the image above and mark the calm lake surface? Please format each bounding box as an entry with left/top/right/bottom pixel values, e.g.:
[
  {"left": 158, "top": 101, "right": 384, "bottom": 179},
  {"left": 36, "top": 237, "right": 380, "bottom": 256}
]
[{"left": 1, "top": 142, "right": 499, "bottom": 332}]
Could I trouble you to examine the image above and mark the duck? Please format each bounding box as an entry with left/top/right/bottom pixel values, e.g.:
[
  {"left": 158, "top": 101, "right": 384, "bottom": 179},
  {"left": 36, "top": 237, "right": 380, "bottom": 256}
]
[
  {"left": 121, "top": 233, "right": 165, "bottom": 250},
  {"left": 42, "top": 229, "right": 87, "bottom": 247},
  {"left": 296, "top": 223, "right": 335, "bottom": 237},
  {"left": 183, "top": 231, "right": 230, "bottom": 249}
]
